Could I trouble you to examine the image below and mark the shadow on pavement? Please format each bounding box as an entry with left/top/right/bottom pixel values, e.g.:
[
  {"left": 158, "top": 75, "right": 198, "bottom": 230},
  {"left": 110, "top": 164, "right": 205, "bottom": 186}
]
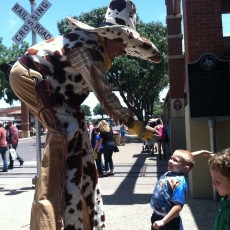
[
  {"left": 102, "top": 135, "right": 168, "bottom": 205},
  {"left": 103, "top": 135, "right": 218, "bottom": 229},
  {"left": 0, "top": 186, "right": 34, "bottom": 196}
]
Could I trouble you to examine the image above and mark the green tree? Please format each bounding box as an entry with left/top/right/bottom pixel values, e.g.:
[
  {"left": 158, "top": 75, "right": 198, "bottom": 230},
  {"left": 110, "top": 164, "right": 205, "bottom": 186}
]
[
  {"left": 108, "top": 21, "right": 168, "bottom": 120},
  {"left": 0, "top": 38, "right": 29, "bottom": 104},
  {"left": 81, "top": 104, "right": 92, "bottom": 116},
  {"left": 152, "top": 100, "right": 163, "bottom": 118},
  {"left": 57, "top": 8, "right": 168, "bottom": 121},
  {"left": 93, "top": 103, "right": 105, "bottom": 119},
  {"left": 57, "top": 7, "right": 107, "bottom": 34}
]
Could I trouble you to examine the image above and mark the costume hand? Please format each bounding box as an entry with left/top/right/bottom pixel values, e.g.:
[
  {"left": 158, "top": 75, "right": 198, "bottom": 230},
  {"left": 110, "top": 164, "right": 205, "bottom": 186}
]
[
  {"left": 153, "top": 220, "right": 165, "bottom": 229},
  {"left": 141, "top": 130, "right": 155, "bottom": 141},
  {"left": 128, "top": 120, "right": 155, "bottom": 141}
]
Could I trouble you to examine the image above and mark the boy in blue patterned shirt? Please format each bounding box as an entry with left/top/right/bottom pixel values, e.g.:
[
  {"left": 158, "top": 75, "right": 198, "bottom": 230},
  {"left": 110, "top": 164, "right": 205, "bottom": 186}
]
[{"left": 150, "top": 149, "right": 209, "bottom": 230}]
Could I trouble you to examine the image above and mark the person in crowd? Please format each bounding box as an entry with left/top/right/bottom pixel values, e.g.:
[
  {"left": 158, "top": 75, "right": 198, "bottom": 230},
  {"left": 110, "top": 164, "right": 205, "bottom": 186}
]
[
  {"left": 7, "top": 121, "right": 24, "bottom": 169},
  {"left": 155, "top": 118, "right": 168, "bottom": 159},
  {"left": 145, "top": 117, "right": 158, "bottom": 155},
  {"left": 91, "top": 119, "right": 99, "bottom": 150},
  {"left": 0, "top": 122, "right": 8, "bottom": 172},
  {"left": 8, "top": 0, "right": 160, "bottom": 228},
  {"left": 97, "top": 120, "right": 115, "bottom": 176},
  {"left": 120, "top": 122, "right": 126, "bottom": 145},
  {"left": 150, "top": 149, "right": 212, "bottom": 230},
  {"left": 93, "top": 127, "right": 105, "bottom": 177},
  {"left": 30, "top": 123, "right": 36, "bottom": 136},
  {"left": 208, "top": 148, "right": 230, "bottom": 230}
]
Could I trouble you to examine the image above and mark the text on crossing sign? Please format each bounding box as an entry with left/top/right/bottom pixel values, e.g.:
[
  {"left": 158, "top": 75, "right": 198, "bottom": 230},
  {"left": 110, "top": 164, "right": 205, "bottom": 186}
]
[{"left": 11, "top": 0, "right": 53, "bottom": 44}]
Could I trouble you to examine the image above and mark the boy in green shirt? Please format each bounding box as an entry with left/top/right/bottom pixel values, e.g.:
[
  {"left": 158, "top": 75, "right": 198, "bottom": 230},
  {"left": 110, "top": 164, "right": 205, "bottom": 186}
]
[{"left": 208, "top": 148, "right": 230, "bottom": 230}]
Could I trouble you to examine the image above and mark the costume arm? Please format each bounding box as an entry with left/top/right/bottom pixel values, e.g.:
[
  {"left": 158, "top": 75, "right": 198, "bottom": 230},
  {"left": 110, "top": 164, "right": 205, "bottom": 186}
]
[
  {"left": 145, "top": 125, "right": 158, "bottom": 134},
  {"left": 67, "top": 47, "right": 131, "bottom": 123},
  {"left": 67, "top": 47, "right": 155, "bottom": 140},
  {"left": 153, "top": 204, "right": 182, "bottom": 229}
]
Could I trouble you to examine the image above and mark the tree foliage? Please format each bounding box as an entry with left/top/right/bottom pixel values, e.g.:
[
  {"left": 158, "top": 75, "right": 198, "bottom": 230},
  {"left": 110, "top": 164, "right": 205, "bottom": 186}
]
[
  {"left": 57, "top": 7, "right": 107, "bottom": 34},
  {"left": 93, "top": 103, "right": 105, "bottom": 119},
  {"left": 108, "top": 21, "right": 168, "bottom": 120},
  {"left": 0, "top": 38, "right": 29, "bottom": 104},
  {"left": 81, "top": 104, "right": 92, "bottom": 116},
  {"left": 152, "top": 100, "right": 164, "bottom": 118},
  {"left": 57, "top": 7, "right": 168, "bottom": 121}
]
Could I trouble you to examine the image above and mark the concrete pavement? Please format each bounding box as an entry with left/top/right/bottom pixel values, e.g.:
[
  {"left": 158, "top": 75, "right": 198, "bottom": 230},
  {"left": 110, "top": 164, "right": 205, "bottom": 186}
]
[{"left": 0, "top": 135, "right": 218, "bottom": 230}]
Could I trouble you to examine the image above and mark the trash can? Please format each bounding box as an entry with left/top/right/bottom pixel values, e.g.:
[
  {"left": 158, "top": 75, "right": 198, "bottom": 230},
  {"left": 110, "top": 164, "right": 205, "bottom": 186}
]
[{"left": 113, "top": 130, "right": 120, "bottom": 146}]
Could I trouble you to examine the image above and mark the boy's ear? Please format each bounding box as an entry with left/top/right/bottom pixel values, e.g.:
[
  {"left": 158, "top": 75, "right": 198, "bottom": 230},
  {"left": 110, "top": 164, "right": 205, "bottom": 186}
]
[{"left": 183, "top": 165, "right": 190, "bottom": 173}]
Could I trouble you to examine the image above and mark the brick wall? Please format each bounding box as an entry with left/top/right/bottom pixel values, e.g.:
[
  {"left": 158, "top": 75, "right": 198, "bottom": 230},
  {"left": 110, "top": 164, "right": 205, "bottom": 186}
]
[
  {"left": 169, "top": 58, "right": 185, "bottom": 98},
  {"left": 165, "top": 0, "right": 184, "bottom": 99},
  {"left": 183, "top": 0, "right": 225, "bottom": 63}
]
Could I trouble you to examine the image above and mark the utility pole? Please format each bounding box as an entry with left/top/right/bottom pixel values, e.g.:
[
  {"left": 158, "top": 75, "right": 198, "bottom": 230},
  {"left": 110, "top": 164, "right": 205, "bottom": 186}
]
[
  {"left": 30, "top": 0, "right": 42, "bottom": 186},
  {"left": 12, "top": 0, "right": 52, "bottom": 185}
]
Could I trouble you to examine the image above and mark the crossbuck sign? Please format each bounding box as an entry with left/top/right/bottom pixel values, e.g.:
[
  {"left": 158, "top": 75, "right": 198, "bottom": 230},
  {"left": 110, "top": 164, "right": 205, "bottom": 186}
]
[{"left": 12, "top": 0, "right": 53, "bottom": 45}]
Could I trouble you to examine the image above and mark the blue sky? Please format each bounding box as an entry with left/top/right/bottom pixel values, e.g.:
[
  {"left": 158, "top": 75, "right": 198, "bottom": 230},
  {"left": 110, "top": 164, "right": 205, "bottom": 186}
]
[{"left": 0, "top": 0, "right": 166, "bottom": 47}]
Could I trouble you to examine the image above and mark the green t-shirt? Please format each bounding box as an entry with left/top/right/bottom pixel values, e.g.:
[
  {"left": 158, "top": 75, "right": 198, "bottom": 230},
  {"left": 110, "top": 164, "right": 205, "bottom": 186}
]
[{"left": 214, "top": 196, "right": 230, "bottom": 230}]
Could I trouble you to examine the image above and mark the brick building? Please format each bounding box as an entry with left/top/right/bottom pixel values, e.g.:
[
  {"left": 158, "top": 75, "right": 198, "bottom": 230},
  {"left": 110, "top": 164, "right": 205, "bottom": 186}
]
[
  {"left": 164, "top": 0, "right": 230, "bottom": 198},
  {"left": 0, "top": 106, "right": 21, "bottom": 127}
]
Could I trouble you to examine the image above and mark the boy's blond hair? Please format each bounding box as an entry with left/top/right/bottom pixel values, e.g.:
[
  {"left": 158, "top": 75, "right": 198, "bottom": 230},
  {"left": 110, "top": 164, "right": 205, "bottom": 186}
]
[
  {"left": 175, "top": 149, "right": 195, "bottom": 170},
  {"left": 208, "top": 148, "right": 230, "bottom": 179}
]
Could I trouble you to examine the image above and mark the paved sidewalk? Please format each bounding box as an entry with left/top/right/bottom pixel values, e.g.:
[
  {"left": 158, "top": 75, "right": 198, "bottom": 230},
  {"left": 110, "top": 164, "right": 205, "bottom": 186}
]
[{"left": 0, "top": 135, "right": 218, "bottom": 230}]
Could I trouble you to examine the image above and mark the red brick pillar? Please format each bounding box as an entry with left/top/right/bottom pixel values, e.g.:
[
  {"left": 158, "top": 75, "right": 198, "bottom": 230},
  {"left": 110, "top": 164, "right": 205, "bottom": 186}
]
[
  {"left": 165, "top": 0, "right": 186, "bottom": 152},
  {"left": 21, "top": 101, "right": 30, "bottom": 138}
]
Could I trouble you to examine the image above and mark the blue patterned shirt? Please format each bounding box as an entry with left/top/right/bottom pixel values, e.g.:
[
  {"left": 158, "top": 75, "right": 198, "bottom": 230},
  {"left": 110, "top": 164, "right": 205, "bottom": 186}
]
[{"left": 150, "top": 171, "right": 187, "bottom": 215}]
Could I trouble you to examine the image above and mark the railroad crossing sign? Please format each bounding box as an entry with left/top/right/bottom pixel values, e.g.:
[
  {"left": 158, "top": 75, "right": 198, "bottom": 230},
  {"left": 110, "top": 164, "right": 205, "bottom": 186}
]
[{"left": 11, "top": 0, "right": 53, "bottom": 44}]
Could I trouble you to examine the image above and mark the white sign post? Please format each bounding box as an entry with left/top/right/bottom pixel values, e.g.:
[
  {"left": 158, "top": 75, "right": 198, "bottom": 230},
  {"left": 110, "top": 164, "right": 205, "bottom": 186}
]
[
  {"left": 11, "top": 0, "right": 53, "bottom": 44},
  {"left": 11, "top": 0, "right": 53, "bottom": 186}
]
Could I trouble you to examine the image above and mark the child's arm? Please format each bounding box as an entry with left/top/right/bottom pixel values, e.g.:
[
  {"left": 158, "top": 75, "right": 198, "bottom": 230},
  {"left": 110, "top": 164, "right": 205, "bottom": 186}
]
[
  {"left": 191, "top": 150, "right": 214, "bottom": 158},
  {"left": 152, "top": 204, "right": 182, "bottom": 229},
  {"left": 94, "top": 139, "right": 99, "bottom": 152},
  {"left": 96, "top": 138, "right": 103, "bottom": 152}
]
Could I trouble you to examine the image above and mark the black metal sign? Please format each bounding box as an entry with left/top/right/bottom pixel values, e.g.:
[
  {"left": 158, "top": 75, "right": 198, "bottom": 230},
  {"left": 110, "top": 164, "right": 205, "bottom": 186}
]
[{"left": 188, "top": 53, "right": 230, "bottom": 118}]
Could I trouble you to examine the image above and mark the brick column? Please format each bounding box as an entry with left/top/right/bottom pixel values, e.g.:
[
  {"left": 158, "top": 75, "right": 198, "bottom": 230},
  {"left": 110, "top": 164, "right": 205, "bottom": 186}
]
[
  {"left": 21, "top": 101, "right": 30, "bottom": 138},
  {"left": 165, "top": 0, "right": 186, "bottom": 153}
]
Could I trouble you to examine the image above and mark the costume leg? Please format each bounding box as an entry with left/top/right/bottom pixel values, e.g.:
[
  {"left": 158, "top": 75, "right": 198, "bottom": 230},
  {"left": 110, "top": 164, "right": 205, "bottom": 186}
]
[
  {"left": 10, "top": 62, "right": 66, "bottom": 230},
  {"left": 64, "top": 119, "right": 105, "bottom": 229},
  {"left": 30, "top": 132, "right": 67, "bottom": 230},
  {"left": 81, "top": 128, "right": 105, "bottom": 229}
]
